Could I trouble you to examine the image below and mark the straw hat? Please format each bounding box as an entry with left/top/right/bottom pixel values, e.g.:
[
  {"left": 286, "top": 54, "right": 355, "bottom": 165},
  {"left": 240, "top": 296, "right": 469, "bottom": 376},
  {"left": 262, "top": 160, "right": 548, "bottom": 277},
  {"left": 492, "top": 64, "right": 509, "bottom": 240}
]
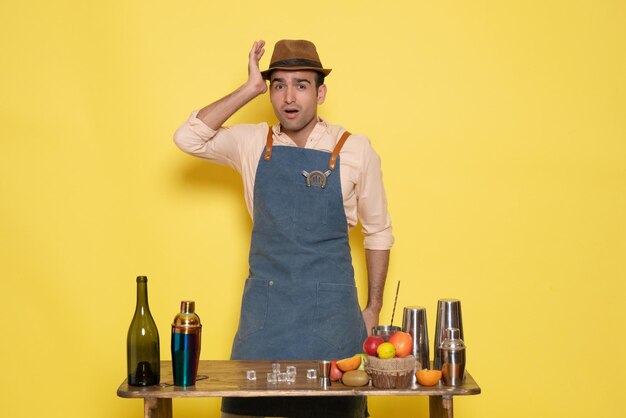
[{"left": 261, "top": 39, "right": 332, "bottom": 80}]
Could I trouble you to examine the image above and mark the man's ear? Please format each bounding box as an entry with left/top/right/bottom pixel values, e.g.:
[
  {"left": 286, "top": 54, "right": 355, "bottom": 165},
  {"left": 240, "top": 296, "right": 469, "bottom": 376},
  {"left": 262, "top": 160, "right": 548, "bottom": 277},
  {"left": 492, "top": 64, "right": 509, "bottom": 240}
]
[{"left": 317, "top": 84, "right": 327, "bottom": 104}]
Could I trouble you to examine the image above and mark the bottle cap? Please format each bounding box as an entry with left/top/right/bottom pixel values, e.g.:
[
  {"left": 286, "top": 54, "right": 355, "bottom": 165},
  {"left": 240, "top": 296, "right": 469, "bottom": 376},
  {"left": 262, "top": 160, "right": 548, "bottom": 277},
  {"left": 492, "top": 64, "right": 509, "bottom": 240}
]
[{"left": 180, "top": 301, "right": 195, "bottom": 313}]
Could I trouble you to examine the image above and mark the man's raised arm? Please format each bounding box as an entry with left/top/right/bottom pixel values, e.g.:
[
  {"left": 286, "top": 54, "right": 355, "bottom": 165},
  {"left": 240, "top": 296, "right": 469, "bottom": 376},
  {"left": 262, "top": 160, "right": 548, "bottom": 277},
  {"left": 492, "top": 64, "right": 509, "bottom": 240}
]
[{"left": 196, "top": 40, "right": 268, "bottom": 130}]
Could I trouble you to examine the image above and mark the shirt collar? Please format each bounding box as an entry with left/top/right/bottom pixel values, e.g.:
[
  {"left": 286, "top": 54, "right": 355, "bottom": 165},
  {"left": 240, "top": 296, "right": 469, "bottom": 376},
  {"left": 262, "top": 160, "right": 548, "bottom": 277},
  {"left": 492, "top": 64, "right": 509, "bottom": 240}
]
[{"left": 272, "top": 118, "right": 330, "bottom": 147}]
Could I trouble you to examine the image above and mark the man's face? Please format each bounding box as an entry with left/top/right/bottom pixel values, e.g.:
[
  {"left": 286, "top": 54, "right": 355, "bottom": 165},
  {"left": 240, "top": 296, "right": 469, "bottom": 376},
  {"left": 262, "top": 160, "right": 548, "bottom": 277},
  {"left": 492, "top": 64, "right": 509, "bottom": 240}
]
[{"left": 269, "top": 70, "right": 327, "bottom": 137}]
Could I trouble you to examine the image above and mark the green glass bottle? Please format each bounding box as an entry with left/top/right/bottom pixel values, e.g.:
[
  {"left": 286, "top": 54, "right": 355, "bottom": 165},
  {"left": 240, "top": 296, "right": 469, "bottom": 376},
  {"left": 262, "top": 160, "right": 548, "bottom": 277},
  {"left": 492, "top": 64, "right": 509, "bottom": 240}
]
[{"left": 127, "top": 276, "right": 160, "bottom": 386}]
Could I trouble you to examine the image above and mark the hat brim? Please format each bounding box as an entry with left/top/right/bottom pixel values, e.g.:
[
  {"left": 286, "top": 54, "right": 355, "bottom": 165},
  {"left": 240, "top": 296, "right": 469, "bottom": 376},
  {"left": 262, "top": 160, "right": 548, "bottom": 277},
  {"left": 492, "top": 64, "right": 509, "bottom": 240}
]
[{"left": 261, "top": 67, "right": 332, "bottom": 80}]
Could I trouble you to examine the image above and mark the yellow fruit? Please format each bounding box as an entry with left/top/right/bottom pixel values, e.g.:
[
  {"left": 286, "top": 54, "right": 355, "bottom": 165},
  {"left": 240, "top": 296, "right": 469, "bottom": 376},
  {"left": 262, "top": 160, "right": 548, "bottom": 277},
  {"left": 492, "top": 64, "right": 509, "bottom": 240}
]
[
  {"left": 336, "top": 354, "right": 362, "bottom": 372},
  {"left": 377, "top": 342, "right": 396, "bottom": 359},
  {"left": 416, "top": 369, "right": 442, "bottom": 386}
]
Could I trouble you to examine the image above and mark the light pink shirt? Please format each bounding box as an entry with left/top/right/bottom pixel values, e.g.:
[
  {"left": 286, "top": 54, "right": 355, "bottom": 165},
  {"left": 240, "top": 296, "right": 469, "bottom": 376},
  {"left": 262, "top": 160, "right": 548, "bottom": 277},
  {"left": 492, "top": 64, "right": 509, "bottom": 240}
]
[{"left": 173, "top": 111, "right": 394, "bottom": 250}]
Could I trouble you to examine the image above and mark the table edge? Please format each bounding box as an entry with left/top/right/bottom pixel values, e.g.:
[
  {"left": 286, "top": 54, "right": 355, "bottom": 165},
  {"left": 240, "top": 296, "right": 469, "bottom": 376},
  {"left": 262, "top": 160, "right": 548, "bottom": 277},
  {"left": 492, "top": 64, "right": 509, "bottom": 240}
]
[
  {"left": 117, "top": 360, "right": 481, "bottom": 399},
  {"left": 117, "top": 385, "right": 481, "bottom": 399}
]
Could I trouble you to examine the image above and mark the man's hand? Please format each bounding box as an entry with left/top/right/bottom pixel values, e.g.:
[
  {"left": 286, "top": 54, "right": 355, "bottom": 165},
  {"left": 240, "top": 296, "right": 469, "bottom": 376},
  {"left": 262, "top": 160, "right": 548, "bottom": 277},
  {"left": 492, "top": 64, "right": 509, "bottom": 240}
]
[
  {"left": 247, "top": 40, "right": 267, "bottom": 95},
  {"left": 362, "top": 306, "right": 380, "bottom": 337}
]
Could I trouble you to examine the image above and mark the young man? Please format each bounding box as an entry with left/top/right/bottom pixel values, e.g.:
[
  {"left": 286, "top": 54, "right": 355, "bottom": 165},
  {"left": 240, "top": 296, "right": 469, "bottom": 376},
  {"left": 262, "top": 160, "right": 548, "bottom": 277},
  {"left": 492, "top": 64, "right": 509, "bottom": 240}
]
[{"left": 174, "top": 39, "right": 393, "bottom": 418}]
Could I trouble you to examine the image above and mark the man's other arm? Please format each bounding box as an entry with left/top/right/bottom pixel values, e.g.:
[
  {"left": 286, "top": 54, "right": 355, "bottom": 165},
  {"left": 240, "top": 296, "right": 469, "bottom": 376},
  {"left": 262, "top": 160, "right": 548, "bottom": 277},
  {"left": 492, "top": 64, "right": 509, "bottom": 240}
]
[
  {"left": 362, "top": 249, "right": 390, "bottom": 336},
  {"left": 356, "top": 137, "right": 393, "bottom": 336}
]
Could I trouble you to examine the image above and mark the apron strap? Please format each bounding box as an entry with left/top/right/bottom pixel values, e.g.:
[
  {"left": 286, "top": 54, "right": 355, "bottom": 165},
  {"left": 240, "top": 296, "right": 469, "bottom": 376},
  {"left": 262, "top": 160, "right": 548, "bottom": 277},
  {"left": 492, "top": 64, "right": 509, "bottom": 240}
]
[
  {"left": 328, "top": 130, "right": 351, "bottom": 170},
  {"left": 263, "top": 125, "right": 352, "bottom": 171},
  {"left": 263, "top": 126, "right": 273, "bottom": 161}
]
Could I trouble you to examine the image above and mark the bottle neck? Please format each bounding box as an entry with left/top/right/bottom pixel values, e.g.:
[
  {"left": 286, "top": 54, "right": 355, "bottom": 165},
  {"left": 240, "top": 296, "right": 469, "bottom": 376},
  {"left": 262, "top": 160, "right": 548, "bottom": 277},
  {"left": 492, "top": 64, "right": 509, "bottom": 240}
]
[{"left": 135, "top": 281, "right": 150, "bottom": 314}]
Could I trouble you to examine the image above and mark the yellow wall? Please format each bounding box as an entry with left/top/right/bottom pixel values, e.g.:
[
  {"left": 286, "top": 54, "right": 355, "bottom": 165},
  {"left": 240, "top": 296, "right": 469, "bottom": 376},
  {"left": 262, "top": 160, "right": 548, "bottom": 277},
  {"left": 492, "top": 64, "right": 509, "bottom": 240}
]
[{"left": 1, "top": 1, "right": 624, "bottom": 417}]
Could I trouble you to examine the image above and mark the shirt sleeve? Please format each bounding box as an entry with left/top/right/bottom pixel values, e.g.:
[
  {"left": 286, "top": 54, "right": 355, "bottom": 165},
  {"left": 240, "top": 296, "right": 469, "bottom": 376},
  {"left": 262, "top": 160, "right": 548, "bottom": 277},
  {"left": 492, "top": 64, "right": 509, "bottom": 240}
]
[
  {"left": 356, "top": 138, "right": 395, "bottom": 250},
  {"left": 173, "top": 110, "right": 259, "bottom": 173}
]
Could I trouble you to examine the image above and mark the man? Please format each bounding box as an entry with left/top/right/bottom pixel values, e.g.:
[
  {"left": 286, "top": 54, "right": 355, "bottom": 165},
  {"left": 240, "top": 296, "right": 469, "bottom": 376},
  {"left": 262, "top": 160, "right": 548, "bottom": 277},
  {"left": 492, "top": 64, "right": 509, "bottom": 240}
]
[{"left": 174, "top": 39, "right": 393, "bottom": 418}]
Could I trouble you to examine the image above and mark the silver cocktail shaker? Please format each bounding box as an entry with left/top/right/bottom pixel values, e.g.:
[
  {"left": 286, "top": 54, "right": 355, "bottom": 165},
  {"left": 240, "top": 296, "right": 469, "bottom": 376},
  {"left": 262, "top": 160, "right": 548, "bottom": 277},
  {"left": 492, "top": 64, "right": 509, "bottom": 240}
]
[
  {"left": 433, "top": 299, "right": 464, "bottom": 370},
  {"left": 171, "top": 301, "right": 202, "bottom": 387},
  {"left": 440, "top": 328, "right": 465, "bottom": 386},
  {"left": 401, "top": 306, "right": 429, "bottom": 371}
]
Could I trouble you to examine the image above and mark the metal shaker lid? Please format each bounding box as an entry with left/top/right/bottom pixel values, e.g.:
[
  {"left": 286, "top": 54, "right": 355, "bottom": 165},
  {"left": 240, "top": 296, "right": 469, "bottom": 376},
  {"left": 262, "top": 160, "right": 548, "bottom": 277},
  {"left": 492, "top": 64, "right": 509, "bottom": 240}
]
[
  {"left": 180, "top": 301, "right": 195, "bottom": 314},
  {"left": 440, "top": 328, "right": 465, "bottom": 350},
  {"left": 172, "top": 300, "right": 201, "bottom": 328}
]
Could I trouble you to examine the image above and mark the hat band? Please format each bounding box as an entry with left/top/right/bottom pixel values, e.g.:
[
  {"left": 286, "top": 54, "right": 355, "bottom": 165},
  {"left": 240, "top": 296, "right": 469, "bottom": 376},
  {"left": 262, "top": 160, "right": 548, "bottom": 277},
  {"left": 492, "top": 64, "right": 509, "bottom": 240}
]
[{"left": 269, "top": 58, "right": 323, "bottom": 69}]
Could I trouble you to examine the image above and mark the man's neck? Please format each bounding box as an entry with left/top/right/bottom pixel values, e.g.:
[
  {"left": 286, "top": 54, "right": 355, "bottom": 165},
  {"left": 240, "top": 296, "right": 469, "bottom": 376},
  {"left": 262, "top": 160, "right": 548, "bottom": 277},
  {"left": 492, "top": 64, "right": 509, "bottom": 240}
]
[
  {"left": 281, "top": 118, "right": 319, "bottom": 148},
  {"left": 288, "top": 132, "right": 309, "bottom": 147}
]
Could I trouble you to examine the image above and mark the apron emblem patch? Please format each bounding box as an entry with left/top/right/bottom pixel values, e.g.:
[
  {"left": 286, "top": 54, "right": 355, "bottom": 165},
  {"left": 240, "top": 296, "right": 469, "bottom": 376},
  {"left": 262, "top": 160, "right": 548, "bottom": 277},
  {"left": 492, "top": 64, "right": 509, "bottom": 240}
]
[{"left": 302, "top": 170, "right": 332, "bottom": 188}]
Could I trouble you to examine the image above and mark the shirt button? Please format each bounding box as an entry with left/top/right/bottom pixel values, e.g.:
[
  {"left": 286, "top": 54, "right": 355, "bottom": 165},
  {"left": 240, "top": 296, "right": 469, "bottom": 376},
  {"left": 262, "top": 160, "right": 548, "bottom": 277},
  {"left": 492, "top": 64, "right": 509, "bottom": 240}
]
[{"left": 269, "top": 280, "right": 274, "bottom": 286}]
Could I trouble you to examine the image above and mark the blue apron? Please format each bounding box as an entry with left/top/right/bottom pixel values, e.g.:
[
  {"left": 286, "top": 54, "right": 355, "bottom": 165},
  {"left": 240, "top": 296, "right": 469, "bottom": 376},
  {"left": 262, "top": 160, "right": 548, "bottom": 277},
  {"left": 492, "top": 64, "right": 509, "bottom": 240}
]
[{"left": 222, "top": 127, "right": 368, "bottom": 417}]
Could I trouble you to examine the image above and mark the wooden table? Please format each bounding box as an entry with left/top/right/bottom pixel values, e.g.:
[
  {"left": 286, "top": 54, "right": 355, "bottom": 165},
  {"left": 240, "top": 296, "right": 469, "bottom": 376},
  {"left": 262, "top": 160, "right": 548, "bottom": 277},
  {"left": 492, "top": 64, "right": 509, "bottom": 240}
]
[{"left": 117, "top": 360, "right": 480, "bottom": 418}]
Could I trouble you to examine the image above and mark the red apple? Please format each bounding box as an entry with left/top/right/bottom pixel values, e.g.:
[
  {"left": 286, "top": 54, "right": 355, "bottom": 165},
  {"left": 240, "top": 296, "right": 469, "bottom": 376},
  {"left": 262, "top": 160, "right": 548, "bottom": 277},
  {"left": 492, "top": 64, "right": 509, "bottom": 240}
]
[
  {"left": 330, "top": 360, "right": 343, "bottom": 382},
  {"left": 362, "top": 335, "right": 385, "bottom": 356},
  {"left": 388, "top": 331, "right": 413, "bottom": 358}
]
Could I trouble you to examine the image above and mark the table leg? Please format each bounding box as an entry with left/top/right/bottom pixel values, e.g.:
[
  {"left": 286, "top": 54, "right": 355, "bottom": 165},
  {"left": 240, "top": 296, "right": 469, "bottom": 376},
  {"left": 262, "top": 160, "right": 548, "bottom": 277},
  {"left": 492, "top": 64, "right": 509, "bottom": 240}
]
[
  {"left": 144, "top": 398, "right": 173, "bottom": 418},
  {"left": 429, "top": 395, "right": 453, "bottom": 418}
]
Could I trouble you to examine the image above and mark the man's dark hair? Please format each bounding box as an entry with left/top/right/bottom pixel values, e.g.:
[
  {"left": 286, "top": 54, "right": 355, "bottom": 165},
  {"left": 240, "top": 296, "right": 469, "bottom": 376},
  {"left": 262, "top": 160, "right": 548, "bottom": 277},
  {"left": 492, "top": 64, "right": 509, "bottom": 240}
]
[
  {"left": 314, "top": 72, "right": 325, "bottom": 88},
  {"left": 268, "top": 70, "right": 325, "bottom": 89}
]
